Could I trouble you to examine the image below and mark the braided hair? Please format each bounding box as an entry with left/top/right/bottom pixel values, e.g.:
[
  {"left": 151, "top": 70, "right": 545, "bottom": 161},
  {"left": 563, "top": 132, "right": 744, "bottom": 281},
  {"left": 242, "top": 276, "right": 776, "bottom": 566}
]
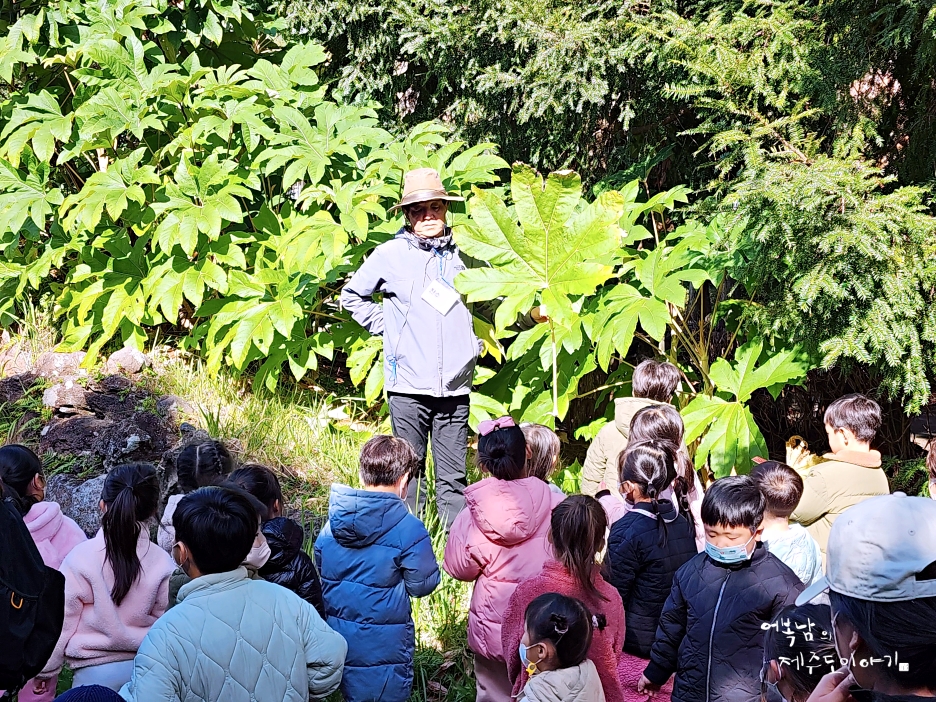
[
  {"left": 618, "top": 439, "right": 678, "bottom": 544},
  {"left": 176, "top": 440, "right": 233, "bottom": 493}
]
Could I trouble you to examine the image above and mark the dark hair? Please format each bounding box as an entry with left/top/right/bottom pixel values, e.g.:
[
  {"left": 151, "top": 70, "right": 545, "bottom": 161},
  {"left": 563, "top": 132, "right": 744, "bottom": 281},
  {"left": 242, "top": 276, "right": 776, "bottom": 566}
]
[
  {"left": 521, "top": 423, "right": 561, "bottom": 482},
  {"left": 359, "top": 435, "right": 418, "bottom": 486},
  {"left": 700, "top": 475, "right": 765, "bottom": 530},
  {"left": 0, "top": 444, "right": 43, "bottom": 515},
  {"left": 551, "top": 495, "right": 608, "bottom": 602},
  {"left": 824, "top": 394, "right": 881, "bottom": 443},
  {"left": 173, "top": 487, "right": 257, "bottom": 574},
  {"left": 829, "top": 591, "right": 936, "bottom": 692},
  {"left": 763, "top": 604, "right": 837, "bottom": 702},
  {"left": 101, "top": 464, "right": 160, "bottom": 606},
  {"left": 632, "top": 359, "right": 681, "bottom": 402},
  {"left": 750, "top": 461, "right": 803, "bottom": 519},
  {"left": 227, "top": 464, "right": 283, "bottom": 518},
  {"left": 176, "top": 440, "right": 233, "bottom": 493},
  {"left": 630, "top": 404, "right": 697, "bottom": 531},
  {"left": 524, "top": 593, "right": 596, "bottom": 668},
  {"left": 619, "top": 440, "right": 677, "bottom": 544},
  {"left": 477, "top": 424, "right": 527, "bottom": 481}
]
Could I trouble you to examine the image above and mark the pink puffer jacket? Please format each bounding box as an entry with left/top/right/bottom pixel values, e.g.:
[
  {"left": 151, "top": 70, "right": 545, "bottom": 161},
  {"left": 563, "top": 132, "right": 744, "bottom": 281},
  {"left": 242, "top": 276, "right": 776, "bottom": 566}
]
[
  {"left": 443, "top": 477, "right": 564, "bottom": 661},
  {"left": 23, "top": 501, "right": 87, "bottom": 569}
]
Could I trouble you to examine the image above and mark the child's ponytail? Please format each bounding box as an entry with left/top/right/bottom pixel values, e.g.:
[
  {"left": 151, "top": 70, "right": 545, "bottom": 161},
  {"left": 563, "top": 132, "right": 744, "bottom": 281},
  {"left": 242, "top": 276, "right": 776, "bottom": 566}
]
[
  {"left": 0, "top": 444, "right": 44, "bottom": 515},
  {"left": 550, "top": 495, "right": 608, "bottom": 601},
  {"left": 619, "top": 440, "right": 678, "bottom": 545},
  {"left": 477, "top": 417, "right": 527, "bottom": 481},
  {"left": 101, "top": 463, "right": 159, "bottom": 605}
]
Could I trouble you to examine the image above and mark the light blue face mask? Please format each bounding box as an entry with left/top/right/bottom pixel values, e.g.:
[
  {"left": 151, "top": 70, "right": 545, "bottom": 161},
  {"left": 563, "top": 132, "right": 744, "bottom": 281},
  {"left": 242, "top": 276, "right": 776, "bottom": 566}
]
[{"left": 705, "top": 532, "right": 756, "bottom": 564}]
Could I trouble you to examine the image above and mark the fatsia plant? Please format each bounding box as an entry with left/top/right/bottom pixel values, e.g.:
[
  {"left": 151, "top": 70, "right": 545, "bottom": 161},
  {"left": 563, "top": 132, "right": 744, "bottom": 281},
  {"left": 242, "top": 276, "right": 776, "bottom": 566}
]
[
  {"left": 0, "top": 0, "right": 507, "bottom": 392},
  {"left": 454, "top": 165, "right": 625, "bottom": 421},
  {"left": 682, "top": 340, "right": 811, "bottom": 477}
]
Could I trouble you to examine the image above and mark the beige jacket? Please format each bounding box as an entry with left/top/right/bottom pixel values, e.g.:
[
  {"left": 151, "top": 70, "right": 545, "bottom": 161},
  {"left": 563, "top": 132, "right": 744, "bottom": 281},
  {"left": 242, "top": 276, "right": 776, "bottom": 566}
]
[
  {"left": 519, "top": 659, "right": 607, "bottom": 702},
  {"left": 581, "top": 398, "right": 664, "bottom": 496},
  {"left": 791, "top": 449, "right": 889, "bottom": 556}
]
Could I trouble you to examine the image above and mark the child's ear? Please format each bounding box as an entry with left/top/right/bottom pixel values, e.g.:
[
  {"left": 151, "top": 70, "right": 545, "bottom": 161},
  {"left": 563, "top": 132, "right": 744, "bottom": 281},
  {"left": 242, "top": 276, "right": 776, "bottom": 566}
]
[{"left": 754, "top": 524, "right": 765, "bottom": 541}]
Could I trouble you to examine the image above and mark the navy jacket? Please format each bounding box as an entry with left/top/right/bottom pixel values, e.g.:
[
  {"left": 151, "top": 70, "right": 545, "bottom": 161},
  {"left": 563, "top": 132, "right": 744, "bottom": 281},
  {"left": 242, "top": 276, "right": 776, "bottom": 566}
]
[
  {"left": 644, "top": 542, "right": 803, "bottom": 702},
  {"left": 314, "top": 484, "right": 441, "bottom": 702},
  {"left": 605, "top": 500, "right": 697, "bottom": 658}
]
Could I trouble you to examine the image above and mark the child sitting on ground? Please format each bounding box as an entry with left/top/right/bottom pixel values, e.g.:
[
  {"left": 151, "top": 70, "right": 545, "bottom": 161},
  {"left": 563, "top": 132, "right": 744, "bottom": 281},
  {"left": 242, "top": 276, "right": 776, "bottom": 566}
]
[
  {"left": 228, "top": 463, "right": 325, "bottom": 617},
  {"left": 0, "top": 444, "right": 86, "bottom": 702},
  {"left": 315, "top": 436, "right": 440, "bottom": 702},
  {"left": 37, "top": 464, "right": 175, "bottom": 693},
  {"left": 503, "top": 495, "right": 625, "bottom": 702},
  {"left": 582, "top": 359, "right": 681, "bottom": 496},
  {"left": 521, "top": 423, "right": 563, "bottom": 494},
  {"left": 605, "top": 441, "right": 697, "bottom": 702},
  {"left": 444, "top": 416, "right": 565, "bottom": 702},
  {"left": 790, "top": 393, "right": 889, "bottom": 555},
  {"left": 120, "top": 486, "right": 347, "bottom": 701},
  {"left": 517, "top": 593, "right": 607, "bottom": 702},
  {"left": 638, "top": 475, "right": 804, "bottom": 702},
  {"left": 157, "top": 439, "right": 233, "bottom": 552},
  {"left": 750, "top": 461, "right": 823, "bottom": 586}
]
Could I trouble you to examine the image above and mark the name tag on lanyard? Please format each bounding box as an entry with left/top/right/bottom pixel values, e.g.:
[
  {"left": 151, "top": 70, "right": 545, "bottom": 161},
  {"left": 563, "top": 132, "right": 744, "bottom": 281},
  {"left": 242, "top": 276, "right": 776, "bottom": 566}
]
[{"left": 422, "top": 279, "right": 460, "bottom": 315}]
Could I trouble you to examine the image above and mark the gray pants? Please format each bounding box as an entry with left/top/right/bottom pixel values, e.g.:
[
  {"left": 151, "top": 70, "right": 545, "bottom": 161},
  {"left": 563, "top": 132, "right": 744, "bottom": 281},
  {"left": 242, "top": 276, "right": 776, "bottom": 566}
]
[{"left": 388, "top": 392, "right": 469, "bottom": 530}]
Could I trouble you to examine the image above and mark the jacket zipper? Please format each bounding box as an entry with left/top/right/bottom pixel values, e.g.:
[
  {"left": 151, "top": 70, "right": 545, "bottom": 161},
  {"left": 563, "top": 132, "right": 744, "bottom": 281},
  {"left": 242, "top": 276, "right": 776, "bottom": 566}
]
[{"left": 706, "top": 571, "right": 730, "bottom": 702}]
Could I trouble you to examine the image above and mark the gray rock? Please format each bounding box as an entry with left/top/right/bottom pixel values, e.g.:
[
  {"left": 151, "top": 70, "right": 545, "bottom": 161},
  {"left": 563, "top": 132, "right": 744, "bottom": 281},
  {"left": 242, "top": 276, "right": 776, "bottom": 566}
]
[
  {"left": 46, "top": 473, "right": 106, "bottom": 537},
  {"left": 96, "top": 411, "right": 176, "bottom": 472},
  {"left": 156, "top": 395, "right": 194, "bottom": 423},
  {"left": 35, "top": 351, "right": 87, "bottom": 379},
  {"left": 0, "top": 341, "right": 32, "bottom": 377},
  {"left": 0, "top": 373, "right": 37, "bottom": 404},
  {"left": 42, "top": 379, "right": 88, "bottom": 410},
  {"left": 104, "top": 347, "right": 150, "bottom": 375},
  {"left": 97, "top": 374, "right": 132, "bottom": 393}
]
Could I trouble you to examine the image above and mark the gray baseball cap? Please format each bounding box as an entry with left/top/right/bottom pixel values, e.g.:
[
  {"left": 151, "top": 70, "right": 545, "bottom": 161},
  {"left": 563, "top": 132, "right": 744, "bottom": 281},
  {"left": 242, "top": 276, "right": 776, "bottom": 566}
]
[{"left": 796, "top": 492, "right": 936, "bottom": 606}]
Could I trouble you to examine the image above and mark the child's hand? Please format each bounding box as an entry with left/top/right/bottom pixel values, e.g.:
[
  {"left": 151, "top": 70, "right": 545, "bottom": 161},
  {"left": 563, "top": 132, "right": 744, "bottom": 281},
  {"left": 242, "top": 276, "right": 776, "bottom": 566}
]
[
  {"left": 806, "top": 667, "right": 856, "bottom": 702},
  {"left": 637, "top": 674, "right": 661, "bottom": 697},
  {"left": 33, "top": 679, "right": 49, "bottom": 695}
]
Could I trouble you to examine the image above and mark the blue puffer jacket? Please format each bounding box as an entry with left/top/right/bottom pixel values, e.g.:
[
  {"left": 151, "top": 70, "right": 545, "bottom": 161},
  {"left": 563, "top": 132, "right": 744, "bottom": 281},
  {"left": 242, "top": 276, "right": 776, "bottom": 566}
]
[{"left": 314, "top": 484, "right": 441, "bottom": 702}]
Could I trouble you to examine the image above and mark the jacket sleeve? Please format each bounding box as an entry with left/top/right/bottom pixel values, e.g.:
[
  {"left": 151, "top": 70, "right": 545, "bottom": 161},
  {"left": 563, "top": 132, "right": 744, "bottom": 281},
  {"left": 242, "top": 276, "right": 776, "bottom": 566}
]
[
  {"left": 606, "top": 526, "right": 639, "bottom": 606},
  {"left": 501, "top": 586, "right": 527, "bottom": 690},
  {"left": 581, "top": 433, "right": 608, "bottom": 497},
  {"left": 300, "top": 601, "right": 348, "bottom": 700},
  {"left": 399, "top": 527, "right": 441, "bottom": 599},
  {"left": 118, "top": 626, "right": 182, "bottom": 702},
  {"left": 772, "top": 566, "right": 806, "bottom": 616},
  {"left": 791, "top": 469, "right": 829, "bottom": 526},
  {"left": 442, "top": 510, "right": 484, "bottom": 582},
  {"left": 150, "top": 568, "right": 171, "bottom": 618},
  {"left": 40, "top": 558, "right": 90, "bottom": 678},
  {"left": 57, "top": 517, "right": 88, "bottom": 564},
  {"left": 293, "top": 551, "right": 327, "bottom": 619},
  {"left": 644, "top": 571, "right": 688, "bottom": 685},
  {"left": 339, "top": 247, "right": 386, "bottom": 335}
]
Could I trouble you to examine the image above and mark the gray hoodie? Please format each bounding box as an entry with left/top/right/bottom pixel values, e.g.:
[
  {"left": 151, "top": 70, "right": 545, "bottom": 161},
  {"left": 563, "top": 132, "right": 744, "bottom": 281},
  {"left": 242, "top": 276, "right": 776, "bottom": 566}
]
[
  {"left": 340, "top": 228, "right": 480, "bottom": 397},
  {"left": 520, "top": 659, "right": 607, "bottom": 702}
]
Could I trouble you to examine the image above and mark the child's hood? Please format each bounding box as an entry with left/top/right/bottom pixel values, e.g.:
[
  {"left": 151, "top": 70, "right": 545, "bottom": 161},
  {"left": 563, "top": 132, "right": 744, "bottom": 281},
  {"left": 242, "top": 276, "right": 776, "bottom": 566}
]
[
  {"left": 613, "top": 396, "right": 663, "bottom": 436},
  {"left": 328, "top": 483, "right": 410, "bottom": 548},
  {"left": 523, "top": 659, "right": 606, "bottom": 702},
  {"left": 464, "top": 476, "right": 556, "bottom": 547},
  {"left": 23, "top": 501, "right": 67, "bottom": 542},
  {"left": 262, "top": 516, "right": 304, "bottom": 568}
]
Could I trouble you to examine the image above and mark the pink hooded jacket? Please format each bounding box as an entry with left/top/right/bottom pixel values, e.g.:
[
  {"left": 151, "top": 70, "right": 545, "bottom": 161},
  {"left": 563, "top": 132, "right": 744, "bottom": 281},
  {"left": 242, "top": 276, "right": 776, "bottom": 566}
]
[
  {"left": 40, "top": 527, "right": 175, "bottom": 677},
  {"left": 443, "top": 476, "right": 564, "bottom": 661},
  {"left": 23, "top": 502, "right": 87, "bottom": 570}
]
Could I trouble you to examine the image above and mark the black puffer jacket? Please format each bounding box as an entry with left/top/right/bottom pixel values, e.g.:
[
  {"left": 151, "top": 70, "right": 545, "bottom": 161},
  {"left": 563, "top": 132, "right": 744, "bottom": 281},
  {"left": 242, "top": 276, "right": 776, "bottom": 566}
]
[
  {"left": 644, "top": 542, "right": 803, "bottom": 702},
  {"left": 605, "top": 500, "right": 697, "bottom": 658},
  {"left": 259, "top": 517, "right": 326, "bottom": 618}
]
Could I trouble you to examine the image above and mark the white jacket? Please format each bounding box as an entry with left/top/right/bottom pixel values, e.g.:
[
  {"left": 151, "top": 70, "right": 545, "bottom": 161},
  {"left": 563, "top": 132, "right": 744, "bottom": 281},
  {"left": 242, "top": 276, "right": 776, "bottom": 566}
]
[
  {"left": 119, "top": 567, "right": 347, "bottom": 702},
  {"left": 520, "top": 659, "right": 607, "bottom": 702}
]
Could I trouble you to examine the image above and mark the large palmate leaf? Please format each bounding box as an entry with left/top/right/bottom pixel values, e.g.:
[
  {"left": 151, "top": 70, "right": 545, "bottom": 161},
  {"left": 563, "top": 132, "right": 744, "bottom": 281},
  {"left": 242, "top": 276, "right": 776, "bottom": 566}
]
[{"left": 683, "top": 340, "right": 812, "bottom": 476}]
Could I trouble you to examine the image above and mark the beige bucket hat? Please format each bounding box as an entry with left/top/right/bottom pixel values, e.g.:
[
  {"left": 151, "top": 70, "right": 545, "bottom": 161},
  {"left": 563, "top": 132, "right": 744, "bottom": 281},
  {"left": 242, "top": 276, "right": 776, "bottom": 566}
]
[{"left": 390, "top": 168, "right": 465, "bottom": 211}]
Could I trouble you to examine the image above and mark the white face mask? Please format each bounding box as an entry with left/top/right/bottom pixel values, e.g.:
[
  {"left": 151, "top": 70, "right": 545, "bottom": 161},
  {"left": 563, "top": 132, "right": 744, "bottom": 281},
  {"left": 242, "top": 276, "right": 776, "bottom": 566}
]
[{"left": 244, "top": 531, "right": 271, "bottom": 569}]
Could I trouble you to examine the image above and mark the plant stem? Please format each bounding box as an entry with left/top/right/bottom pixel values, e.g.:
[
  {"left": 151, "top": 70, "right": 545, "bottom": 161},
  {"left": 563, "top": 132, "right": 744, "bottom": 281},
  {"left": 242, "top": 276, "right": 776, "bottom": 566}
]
[{"left": 550, "top": 320, "right": 559, "bottom": 419}]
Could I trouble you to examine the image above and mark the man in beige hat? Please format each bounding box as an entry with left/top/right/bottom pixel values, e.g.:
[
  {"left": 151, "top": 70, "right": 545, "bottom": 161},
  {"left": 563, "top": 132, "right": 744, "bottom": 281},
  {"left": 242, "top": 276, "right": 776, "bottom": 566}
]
[{"left": 340, "top": 168, "right": 474, "bottom": 529}]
